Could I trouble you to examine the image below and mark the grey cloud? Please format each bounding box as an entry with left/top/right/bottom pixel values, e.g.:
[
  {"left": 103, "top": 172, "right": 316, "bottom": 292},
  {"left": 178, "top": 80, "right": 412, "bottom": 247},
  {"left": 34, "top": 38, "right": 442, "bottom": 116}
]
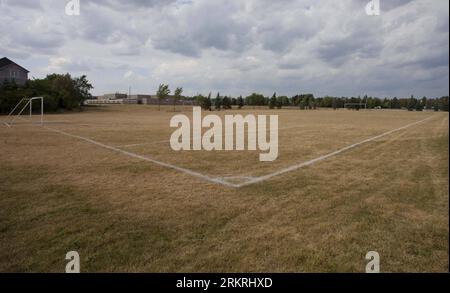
[
  {"left": 0, "top": 0, "right": 447, "bottom": 98},
  {"left": 258, "top": 24, "right": 317, "bottom": 53},
  {"left": 151, "top": 1, "right": 252, "bottom": 57},
  {"left": 0, "top": 45, "right": 30, "bottom": 59},
  {"left": 15, "top": 32, "right": 66, "bottom": 54},
  {"left": 0, "top": 0, "right": 42, "bottom": 9},
  {"left": 153, "top": 35, "right": 200, "bottom": 57},
  {"left": 251, "top": 2, "right": 322, "bottom": 53},
  {"left": 0, "top": 11, "right": 66, "bottom": 56},
  {"left": 352, "top": 0, "right": 414, "bottom": 12},
  {"left": 398, "top": 50, "right": 449, "bottom": 70},
  {"left": 62, "top": 59, "right": 92, "bottom": 72},
  {"left": 84, "top": 0, "right": 177, "bottom": 10},
  {"left": 376, "top": 0, "right": 414, "bottom": 11},
  {"left": 317, "top": 33, "right": 383, "bottom": 66}
]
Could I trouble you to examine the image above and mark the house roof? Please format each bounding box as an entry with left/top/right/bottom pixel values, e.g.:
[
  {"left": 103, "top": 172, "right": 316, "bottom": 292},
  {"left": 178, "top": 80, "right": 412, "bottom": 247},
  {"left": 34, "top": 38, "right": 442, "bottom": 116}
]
[{"left": 0, "top": 57, "right": 30, "bottom": 73}]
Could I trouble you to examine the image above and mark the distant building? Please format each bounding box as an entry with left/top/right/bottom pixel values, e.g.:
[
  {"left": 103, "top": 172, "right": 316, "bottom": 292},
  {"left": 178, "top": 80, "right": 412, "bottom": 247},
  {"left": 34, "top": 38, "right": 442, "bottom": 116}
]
[
  {"left": 84, "top": 93, "right": 127, "bottom": 104},
  {"left": 127, "top": 94, "right": 183, "bottom": 105},
  {"left": 85, "top": 93, "right": 196, "bottom": 106},
  {"left": 100, "top": 93, "right": 128, "bottom": 100},
  {"left": 126, "top": 94, "right": 150, "bottom": 104},
  {"left": 0, "top": 57, "right": 29, "bottom": 86}
]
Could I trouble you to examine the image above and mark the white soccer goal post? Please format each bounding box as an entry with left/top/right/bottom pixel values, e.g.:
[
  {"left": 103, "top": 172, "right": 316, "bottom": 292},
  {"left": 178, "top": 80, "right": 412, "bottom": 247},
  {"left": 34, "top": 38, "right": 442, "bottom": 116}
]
[{"left": 4, "top": 97, "right": 44, "bottom": 127}]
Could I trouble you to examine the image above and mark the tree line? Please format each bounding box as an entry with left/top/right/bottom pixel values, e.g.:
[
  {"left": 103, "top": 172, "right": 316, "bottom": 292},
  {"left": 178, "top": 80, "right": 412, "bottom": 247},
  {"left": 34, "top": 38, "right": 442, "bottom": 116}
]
[
  {"left": 2, "top": 79, "right": 448, "bottom": 114},
  {"left": 0, "top": 74, "right": 93, "bottom": 114},
  {"left": 315, "top": 95, "right": 449, "bottom": 111},
  {"left": 192, "top": 91, "right": 449, "bottom": 112}
]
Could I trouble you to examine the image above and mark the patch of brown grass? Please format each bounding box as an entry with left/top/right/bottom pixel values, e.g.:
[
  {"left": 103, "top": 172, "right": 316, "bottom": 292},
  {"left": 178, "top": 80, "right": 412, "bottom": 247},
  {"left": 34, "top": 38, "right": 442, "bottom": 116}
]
[{"left": 0, "top": 105, "right": 448, "bottom": 272}]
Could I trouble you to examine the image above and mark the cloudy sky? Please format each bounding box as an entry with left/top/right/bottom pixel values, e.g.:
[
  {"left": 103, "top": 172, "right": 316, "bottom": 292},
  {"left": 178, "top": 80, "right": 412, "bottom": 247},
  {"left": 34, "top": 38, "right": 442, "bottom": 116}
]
[{"left": 0, "top": 0, "right": 448, "bottom": 97}]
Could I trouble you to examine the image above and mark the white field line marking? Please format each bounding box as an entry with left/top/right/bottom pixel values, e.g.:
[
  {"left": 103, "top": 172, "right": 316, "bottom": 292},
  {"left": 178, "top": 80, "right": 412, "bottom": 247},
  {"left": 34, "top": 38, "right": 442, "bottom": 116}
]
[
  {"left": 115, "top": 125, "right": 305, "bottom": 148},
  {"left": 116, "top": 138, "right": 170, "bottom": 148},
  {"left": 43, "top": 126, "right": 238, "bottom": 188},
  {"left": 41, "top": 115, "right": 434, "bottom": 188},
  {"left": 234, "top": 115, "right": 435, "bottom": 188}
]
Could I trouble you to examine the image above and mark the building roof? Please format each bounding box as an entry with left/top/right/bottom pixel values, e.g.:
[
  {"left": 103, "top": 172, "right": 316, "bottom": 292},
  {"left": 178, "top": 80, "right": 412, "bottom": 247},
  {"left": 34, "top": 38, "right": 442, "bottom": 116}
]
[{"left": 0, "top": 57, "right": 30, "bottom": 73}]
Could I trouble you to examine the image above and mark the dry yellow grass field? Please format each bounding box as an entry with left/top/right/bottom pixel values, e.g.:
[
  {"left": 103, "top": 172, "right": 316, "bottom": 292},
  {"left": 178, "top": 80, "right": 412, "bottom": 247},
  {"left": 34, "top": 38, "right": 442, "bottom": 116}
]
[{"left": 0, "top": 105, "right": 448, "bottom": 272}]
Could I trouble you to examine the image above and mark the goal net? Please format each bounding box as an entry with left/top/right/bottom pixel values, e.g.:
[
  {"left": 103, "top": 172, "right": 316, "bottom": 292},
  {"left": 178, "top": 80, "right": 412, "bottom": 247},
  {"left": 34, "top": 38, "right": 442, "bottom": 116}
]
[{"left": 3, "top": 97, "right": 44, "bottom": 127}]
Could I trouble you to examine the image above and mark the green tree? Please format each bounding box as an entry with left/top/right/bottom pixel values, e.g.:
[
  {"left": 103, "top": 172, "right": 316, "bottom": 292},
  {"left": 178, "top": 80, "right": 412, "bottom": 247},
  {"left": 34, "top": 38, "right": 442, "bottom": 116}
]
[
  {"left": 291, "top": 95, "right": 300, "bottom": 106},
  {"left": 156, "top": 84, "right": 170, "bottom": 111},
  {"left": 425, "top": 98, "right": 434, "bottom": 110},
  {"left": 237, "top": 95, "right": 244, "bottom": 109},
  {"left": 308, "top": 94, "right": 315, "bottom": 109},
  {"left": 421, "top": 96, "right": 427, "bottom": 110},
  {"left": 383, "top": 98, "right": 391, "bottom": 109},
  {"left": 416, "top": 102, "right": 424, "bottom": 111},
  {"left": 276, "top": 96, "right": 283, "bottom": 109},
  {"left": 0, "top": 73, "right": 94, "bottom": 113},
  {"left": 299, "top": 96, "right": 307, "bottom": 110},
  {"left": 214, "top": 92, "right": 222, "bottom": 110},
  {"left": 407, "top": 95, "right": 417, "bottom": 111},
  {"left": 245, "top": 93, "right": 266, "bottom": 106},
  {"left": 173, "top": 87, "right": 183, "bottom": 111},
  {"left": 439, "top": 96, "right": 449, "bottom": 111},
  {"left": 433, "top": 100, "right": 440, "bottom": 112},
  {"left": 391, "top": 97, "right": 400, "bottom": 109},
  {"left": 73, "top": 75, "right": 93, "bottom": 102},
  {"left": 278, "top": 96, "right": 290, "bottom": 107},
  {"left": 269, "top": 93, "right": 277, "bottom": 109},
  {"left": 222, "top": 96, "right": 232, "bottom": 109},
  {"left": 206, "top": 92, "right": 212, "bottom": 111},
  {"left": 195, "top": 94, "right": 207, "bottom": 110}
]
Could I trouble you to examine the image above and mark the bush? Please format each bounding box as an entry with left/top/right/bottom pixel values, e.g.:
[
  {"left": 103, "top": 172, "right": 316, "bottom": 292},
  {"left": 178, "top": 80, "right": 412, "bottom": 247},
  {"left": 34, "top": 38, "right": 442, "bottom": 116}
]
[
  {"left": 196, "top": 94, "right": 211, "bottom": 111},
  {"left": 237, "top": 96, "right": 244, "bottom": 109},
  {"left": 0, "top": 73, "right": 93, "bottom": 114},
  {"left": 222, "top": 96, "right": 232, "bottom": 109},
  {"left": 269, "top": 93, "right": 277, "bottom": 109},
  {"left": 245, "top": 93, "right": 267, "bottom": 106}
]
